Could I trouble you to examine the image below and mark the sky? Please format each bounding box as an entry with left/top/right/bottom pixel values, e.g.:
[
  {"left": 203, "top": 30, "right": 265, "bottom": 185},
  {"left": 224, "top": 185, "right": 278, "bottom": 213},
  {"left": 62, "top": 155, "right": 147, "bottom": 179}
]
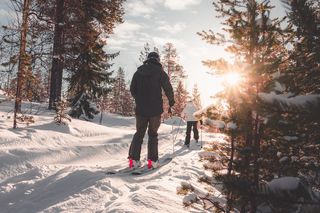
[
  {"left": 0, "top": 0, "right": 286, "bottom": 107},
  {"left": 107, "top": 0, "right": 226, "bottom": 107},
  {"left": 107, "top": 0, "right": 286, "bottom": 107}
]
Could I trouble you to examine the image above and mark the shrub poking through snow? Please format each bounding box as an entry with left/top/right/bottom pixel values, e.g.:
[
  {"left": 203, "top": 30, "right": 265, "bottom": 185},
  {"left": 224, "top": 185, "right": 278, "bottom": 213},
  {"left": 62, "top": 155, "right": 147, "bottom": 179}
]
[
  {"left": 16, "top": 114, "right": 35, "bottom": 126},
  {"left": 54, "top": 99, "right": 71, "bottom": 125},
  {"left": 177, "top": 181, "right": 194, "bottom": 195},
  {"left": 182, "top": 193, "right": 198, "bottom": 207}
]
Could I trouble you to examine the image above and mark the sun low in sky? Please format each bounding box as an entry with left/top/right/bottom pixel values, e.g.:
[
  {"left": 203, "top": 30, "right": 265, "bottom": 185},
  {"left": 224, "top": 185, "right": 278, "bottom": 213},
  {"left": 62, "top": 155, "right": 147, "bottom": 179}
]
[
  {"left": 224, "top": 72, "right": 242, "bottom": 87},
  {"left": 0, "top": 0, "right": 285, "bottom": 108},
  {"left": 106, "top": 0, "right": 285, "bottom": 108},
  {"left": 105, "top": 0, "right": 236, "bottom": 107}
]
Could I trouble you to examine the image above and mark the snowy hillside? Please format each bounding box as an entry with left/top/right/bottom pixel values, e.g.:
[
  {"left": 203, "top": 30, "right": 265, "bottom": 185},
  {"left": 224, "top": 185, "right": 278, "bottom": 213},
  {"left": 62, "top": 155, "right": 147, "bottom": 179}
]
[{"left": 0, "top": 98, "right": 223, "bottom": 213}]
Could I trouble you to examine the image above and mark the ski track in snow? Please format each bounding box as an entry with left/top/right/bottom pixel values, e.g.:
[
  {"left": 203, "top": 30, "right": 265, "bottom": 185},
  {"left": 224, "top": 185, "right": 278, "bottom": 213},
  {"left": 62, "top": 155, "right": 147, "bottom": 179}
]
[{"left": 0, "top": 100, "right": 225, "bottom": 213}]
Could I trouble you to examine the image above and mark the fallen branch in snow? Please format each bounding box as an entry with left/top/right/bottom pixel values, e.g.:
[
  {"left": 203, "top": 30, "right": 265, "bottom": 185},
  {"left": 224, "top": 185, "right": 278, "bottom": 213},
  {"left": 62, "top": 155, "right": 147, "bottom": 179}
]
[
  {"left": 198, "top": 195, "right": 226, "bottom": 212},
  {"left": 198, "top": 175, "right": 225, "bottom": 186},
  {"left": 178, "top": 181, "right": 228, "bottom": 212}
]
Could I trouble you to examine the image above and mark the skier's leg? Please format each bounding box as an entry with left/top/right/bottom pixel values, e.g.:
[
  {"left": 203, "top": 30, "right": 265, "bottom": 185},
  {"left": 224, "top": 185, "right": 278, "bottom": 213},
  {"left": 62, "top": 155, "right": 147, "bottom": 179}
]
[
  {"left": 147, "top": 115, "right": 161, "bottom": 161},
  {"left": 128, "top": 115, "right": 148, "bottom": 161},
  {"left": 185, "top": 122, "right": 192, "bottom": 145},
  {"left": 193, "top": 121, "right": 199, "bottom": 141}
]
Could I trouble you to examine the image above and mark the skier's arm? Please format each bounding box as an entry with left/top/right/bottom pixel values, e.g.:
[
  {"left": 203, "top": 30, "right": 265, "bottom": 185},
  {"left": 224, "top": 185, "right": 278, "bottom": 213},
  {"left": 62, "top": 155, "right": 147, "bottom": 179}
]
[
  {"left": 130, "top": 73, "right": 137, "bottom": 99},
  {"left": 160, "top": 71, "right": 175, "bottom": 107}
]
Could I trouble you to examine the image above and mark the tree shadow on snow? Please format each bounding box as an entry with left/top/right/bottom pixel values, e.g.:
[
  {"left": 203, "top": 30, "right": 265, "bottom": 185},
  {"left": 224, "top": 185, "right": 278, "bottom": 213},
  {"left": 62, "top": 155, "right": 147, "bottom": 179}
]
[{"left": 0, "top": 168, "right": 106, "bottom": 213}]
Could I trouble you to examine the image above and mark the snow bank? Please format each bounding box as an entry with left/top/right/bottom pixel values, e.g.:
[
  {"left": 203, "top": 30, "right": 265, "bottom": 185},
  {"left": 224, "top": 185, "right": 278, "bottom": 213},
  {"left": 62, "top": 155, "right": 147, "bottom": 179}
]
[
  {"left": 268, "top": 177, "right": 300, "bottom": 194},
  {"left": 193, "top": 103, "right": 218, "bottom": 118},
  {"left": 259, "top": 92, "right": 320, "bottom": 108},
  {"left": 198, "top": 151, "right": 221, "bottom": 161},
  {"left": 205, "top": 118, "right": 225, "bottom": 129},
  {"left": 0, "top": 90, "right": 9, "bottom": 101},
  {"left": 226, "top": 122, "right": 237, "bottom": 130},
  {"left": 283, "top": 136, "right": 298, "bottom": 141},
  {"left": 182, "top": 193, "right": 197, "bottom": 205},
  {"left": 163, "top": 116, "right": 186, "bottom": 126},
  {"left": 91, "top": 112, "right": 136, "bottom": 128},
  {"left": 1, "top": 98, "right": 222, "bottom": 213}
]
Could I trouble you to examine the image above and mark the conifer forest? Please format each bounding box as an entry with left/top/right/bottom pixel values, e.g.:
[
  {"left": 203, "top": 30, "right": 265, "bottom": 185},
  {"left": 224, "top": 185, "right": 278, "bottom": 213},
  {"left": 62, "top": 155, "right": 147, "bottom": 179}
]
[{"left": 0, "top": 0, "right": 319, "bottom": 212}]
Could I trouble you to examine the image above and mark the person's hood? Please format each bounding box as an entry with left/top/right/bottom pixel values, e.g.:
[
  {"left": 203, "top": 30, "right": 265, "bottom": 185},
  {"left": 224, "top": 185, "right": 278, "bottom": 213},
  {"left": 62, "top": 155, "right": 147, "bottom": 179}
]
[{"left": 137, "top": 58, "right": 162, "bottom": 76}]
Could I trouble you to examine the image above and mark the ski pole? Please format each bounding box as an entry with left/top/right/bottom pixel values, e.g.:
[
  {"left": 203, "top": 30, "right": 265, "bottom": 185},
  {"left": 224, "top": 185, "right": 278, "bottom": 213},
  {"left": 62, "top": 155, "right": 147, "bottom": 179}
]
[
  {"left": 171, "top": 119, "right": 174, "bottom": 156},
  {"left": 168, "top": 107, "right": 174, "bottom": 157},
  {"left": 172, "top": 117, "right": 182, "bottom": 157},
  {"left": 200, "top": 125, "right": 203, "bottom": 148}
]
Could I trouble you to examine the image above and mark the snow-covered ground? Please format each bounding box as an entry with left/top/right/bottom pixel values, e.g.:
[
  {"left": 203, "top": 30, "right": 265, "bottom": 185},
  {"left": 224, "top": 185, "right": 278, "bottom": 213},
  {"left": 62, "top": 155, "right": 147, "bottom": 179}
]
[{"left": 0, "top": 96, "right": 224, "bottom": 213}]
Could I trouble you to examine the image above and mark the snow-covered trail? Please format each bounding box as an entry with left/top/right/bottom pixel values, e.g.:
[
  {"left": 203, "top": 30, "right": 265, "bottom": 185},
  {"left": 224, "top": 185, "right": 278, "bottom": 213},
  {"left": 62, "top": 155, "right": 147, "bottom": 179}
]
[{"left": 0, "top": 99, "right": 218, "bottom": 213}]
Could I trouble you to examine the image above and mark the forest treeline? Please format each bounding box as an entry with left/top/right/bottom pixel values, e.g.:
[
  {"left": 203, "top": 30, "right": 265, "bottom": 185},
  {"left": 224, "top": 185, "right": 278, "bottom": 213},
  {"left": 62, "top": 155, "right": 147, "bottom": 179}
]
[
  {"left": 0, "top": 0, "right": 199, "bottom": 125},
  {"left": 0, "top": 0, "right": 319, "bottom": 212}
]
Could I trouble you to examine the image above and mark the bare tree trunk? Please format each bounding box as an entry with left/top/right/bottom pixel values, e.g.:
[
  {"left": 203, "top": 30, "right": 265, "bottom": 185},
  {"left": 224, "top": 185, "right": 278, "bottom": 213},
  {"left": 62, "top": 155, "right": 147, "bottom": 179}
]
[
  {"left": 253, "top": 114, "right": 261, "bottom": 184},
  {"left": 13, "top": 0, "right": 31, "bottom": 128},
  {"left": 240, "top": 204, "right": 246, "bottom": 213},
  {"left": 99, "top": 111, "right": 103, "bottom": 124},
  {"left": 49, "top": 0, "right": 65, "bottom": 109},
  {"left": 244, "top": 109, "right": 253, "bottom": 178},
  {"left": 226, "top": 132, "right": 235, "bottom": 213},
  {"left": 250, "top": 114, "right": 260, "bottom": 213},
  {"left": 228, "top": 133, "right": 235, "bottom": 175}
]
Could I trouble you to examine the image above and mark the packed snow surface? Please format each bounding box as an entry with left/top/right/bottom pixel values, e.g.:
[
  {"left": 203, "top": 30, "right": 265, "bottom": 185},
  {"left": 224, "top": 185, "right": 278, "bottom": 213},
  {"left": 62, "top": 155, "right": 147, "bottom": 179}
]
[{"left": 0, "top": 98, "right": 218, "bottom": 213}]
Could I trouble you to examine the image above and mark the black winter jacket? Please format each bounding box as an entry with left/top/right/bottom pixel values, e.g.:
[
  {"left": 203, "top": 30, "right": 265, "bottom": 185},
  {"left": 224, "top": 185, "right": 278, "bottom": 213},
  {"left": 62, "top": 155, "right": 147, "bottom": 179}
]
[{"left": 130, "top": 58, "right": 175, "bottom": 117}]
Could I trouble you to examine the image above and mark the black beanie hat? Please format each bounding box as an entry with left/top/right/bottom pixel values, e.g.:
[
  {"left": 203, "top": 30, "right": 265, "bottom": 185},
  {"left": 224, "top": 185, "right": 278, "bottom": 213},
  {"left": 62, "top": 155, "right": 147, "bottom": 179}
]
[{"left": 147, "top": 52, "right": 160, "bottom": 60}]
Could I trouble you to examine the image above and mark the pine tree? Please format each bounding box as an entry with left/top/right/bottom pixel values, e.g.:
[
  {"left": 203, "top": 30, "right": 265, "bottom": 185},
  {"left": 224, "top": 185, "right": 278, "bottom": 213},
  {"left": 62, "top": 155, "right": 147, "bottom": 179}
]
[
  {"left": 1, "top": 0, "right": 57, "bottom": 115},
  {"left": 122, "top": 82, "right": 135, "bottom": 116},
  {"left": 281, "top": 0, "right": 320, "bottom": 95},
  {"left": 192, "top": 84, "right": 202, "bottom": 109},
  {"left": 172, "top": 81, "right": 188, "bottom": 116},
  {"left": 28, "top": 0, "right": 56, "bottom": 102},
  {"left": 24, "top": 67, "right": 46, "bottom": 102},
  {"left": 109, "top": 67, "right": 126, "bottom": 115},
  {"left": 68, "top": 36, "right": 117, "bottom": 119},
  {"left": 7, "top": 61, "right": 48, "bottom": 104},
  {"left": 2, "top": 31, "right": 48, "bottom": 103},
  {"left": 1, "top": 0, "right": 125, "bottom": 121},
  {"left": 49, "top": 0, "right": 65, "bottom": 109},
  {"left": 13, "top": 0, "right": 31, "bottom": 128},
  {"left": 67, "top": 0, "right": 125, "bottom": 119},
  {"left": 161, "top": 43, "right": 186, "bottom": 89},
  {"left": 96, "top": 89, "right": 109, "bottom": 124},
  {"left": 33, "top": 70, "right": 47, "bottom": 102},
  {"left": 0, "top": 31, "right": 18, "bottom": 97},
  {"left": 161, "top": 42, "right": 186, "bottom": 119},
  {"left": 138, "top": 42, "right": 159, "bottom": 63},
  {"left": 258, "top": 0, "right": 320, "bottom": 191},
  {"left": 278, "top": 0, "right": 320, "bottom": 155},
  {"left": 109, "top": 67, "right": 134, "bottom": 116},
  {"left": 198, "top": 1, "right": 287, "bottom": 211},
  {"left": 54, "top": 98, "right": 71, "bottom": 125}
]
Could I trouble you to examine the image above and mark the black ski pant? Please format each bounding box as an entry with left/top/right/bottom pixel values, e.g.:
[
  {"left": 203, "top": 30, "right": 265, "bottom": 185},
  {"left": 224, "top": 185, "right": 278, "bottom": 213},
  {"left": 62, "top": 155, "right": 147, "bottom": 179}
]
[
  {"left": 128, "top": 115, "right": 161, "bottom": 162},
  {"left": 185, "top": 121, "right": 199, "bottom": 145}
]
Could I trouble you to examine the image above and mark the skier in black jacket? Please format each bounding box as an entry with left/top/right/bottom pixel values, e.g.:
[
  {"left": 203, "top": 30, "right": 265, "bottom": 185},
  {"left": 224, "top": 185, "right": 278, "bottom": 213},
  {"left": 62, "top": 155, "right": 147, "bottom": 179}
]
[{"left": 128, "top": 52, "right": 175, "bottom": 169}]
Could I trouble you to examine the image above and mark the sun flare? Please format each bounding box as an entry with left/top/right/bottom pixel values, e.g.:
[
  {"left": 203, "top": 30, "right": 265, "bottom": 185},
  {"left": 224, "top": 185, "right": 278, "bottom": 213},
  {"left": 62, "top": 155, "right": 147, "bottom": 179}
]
[{"left": 224, "top": 72, "right": 242, "bottom": 86}]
